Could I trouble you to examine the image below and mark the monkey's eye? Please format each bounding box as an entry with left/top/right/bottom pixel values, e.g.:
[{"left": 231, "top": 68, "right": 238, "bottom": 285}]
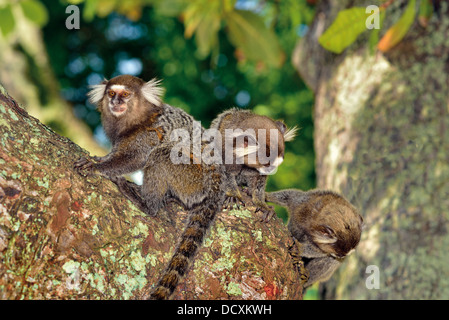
[
  {"left": 122, "top": 92, "right": 130, "bottom": 98},
  {"left": 108, "top": 91, "right": 116, "bottom": 97}
]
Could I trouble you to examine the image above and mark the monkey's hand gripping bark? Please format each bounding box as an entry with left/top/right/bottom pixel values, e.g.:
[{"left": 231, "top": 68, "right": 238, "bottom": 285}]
[{"left": 73, "top": 156, "right": 104, "bottom": 177}]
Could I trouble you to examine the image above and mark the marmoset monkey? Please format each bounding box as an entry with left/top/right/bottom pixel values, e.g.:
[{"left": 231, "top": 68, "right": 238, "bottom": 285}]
[
  {"left": 74, "top": 74, "right": 202, "bottom": 179},
  {"left": 210, "top": 108, "right": 297, "bottom": 221},
  {"left": 266, "top": 189, "right": 363, "bottom": 287},
  {"left": 74, "top": 75, "right": 205, "bottom": 214}
]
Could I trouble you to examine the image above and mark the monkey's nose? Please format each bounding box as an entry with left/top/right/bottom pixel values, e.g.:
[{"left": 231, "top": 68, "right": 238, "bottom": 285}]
[{"left": 111, "top": 99, "right": 122, "bottom": 106}]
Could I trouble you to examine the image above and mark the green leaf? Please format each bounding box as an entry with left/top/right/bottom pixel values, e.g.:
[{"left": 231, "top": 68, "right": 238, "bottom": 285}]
[
  {"left": 378, "top": 0, "right": 416, "bottom": 52},
  {"left": 181, "top": 1, "right": 222, "bottom": 58},
  {"left": 20, "top": 0, "right": 49, "bottom": 27},
  {"left": 153, "top": 0, "right": 189, "bottom": 17},
  {"left": 67, "top": 0, "right": 85, "bottom": 4},
  {"left": 318, "top": 7, "right": 369, "bottom": 54},
  {"left": 194, "top": 11, "right": 221, "bottom": 58},
  {"left": 224, "top": 9, "right": 284, "bottom": 68},
  {"left": 96, "top": 0, "right": 117, "bottom": 18},
  {"left": 0, "top": 5, "right": 15, "bottom": 37},
  {"left": 83, "top": 0, "right": 99, "bottom": 22}
]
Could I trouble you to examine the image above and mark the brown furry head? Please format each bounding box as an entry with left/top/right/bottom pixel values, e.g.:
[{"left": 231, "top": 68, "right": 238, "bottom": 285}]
[
  {"left": 88, "top": 75, "right": 164, "bottom": 114},
  {"left": 297, "top": 190, "right": 363, "bottom": 259},
  {"left": 211, "top": 108, "right": 297, "bottom": 175},
  {"left": 87, "top": 74, "right": 165, "bottom": 140}
]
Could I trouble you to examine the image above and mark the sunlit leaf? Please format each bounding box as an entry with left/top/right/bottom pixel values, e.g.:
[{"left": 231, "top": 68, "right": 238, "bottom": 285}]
[
  {"left": 194, "top": 11, "right": 221, "bottom": 57},
  {"left": 378, "top": 0, "right": 416, "bottom": 52},
  {"left": 225, "top": 9, "right": 284, "bottom": 68},
  {"left": 183, "top": 2, "right": 206, "bottom": 38},
  {"left": 66, "top": 0, "right": 85, "bottom": 4},
  {"left": 318, "top": 7, "right": 369, "bottom": 54},
  {"left": 180, "top": 1, "right": 222, "bottom": 58},
  {"left": 20, "top": 0, "right": 49, "bottom": 27},
  {"left": 117, "top": 1, "right": 143, "bottom": 21},
  {"left": 96, "top": 0, "right": 117, "bottom": 18},
  {"left": 83, "top": 0, "right": 99, "bottom": 22},
  {"left": 153, "top": 0, "right": 189, "bottom": 17},
  {"left": 222, "top": 0, "right": 237, "bottom": 13},
  {"left": 0, "top": 5, "right": 15, "bottom": 37}
]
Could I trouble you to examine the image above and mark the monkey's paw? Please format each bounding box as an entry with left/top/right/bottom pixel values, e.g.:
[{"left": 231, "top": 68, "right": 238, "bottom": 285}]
[
  {"left": 91, "top": 156, "right": 104, "bottom": 162},
  {"left": 223, "top": 189, "right": 251, "bottom": 210},
  {"left": 223, "top": 196, "right": 244, "bottom": 210},
  {"left": 258, "top": 205, "right": 276, "bottom": 223},
  {"left": 73, "top": 157, "right": 96, "bottom": 177},
  {"left": 288, "top": 239, "right": 309, "bottom": 283}
]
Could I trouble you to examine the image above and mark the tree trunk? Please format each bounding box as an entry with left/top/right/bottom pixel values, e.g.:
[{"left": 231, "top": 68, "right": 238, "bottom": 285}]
[
  {"left": 0, "top": 85, "right": 304, "bottom": 300},
  {"left": 293, "top": 0, "right": 449, "bottom": 299}
]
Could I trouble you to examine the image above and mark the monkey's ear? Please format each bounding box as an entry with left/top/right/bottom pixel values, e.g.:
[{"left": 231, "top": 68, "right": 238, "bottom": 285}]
[
  {"left": 360, "top": 215, "right": 366, "bottom": 231},
  {"left": 283, "top": 125, "right": 299, "bottom": 142},
  {"left": 142, "top": 78, "right": 165, "bottom": 107},
  {"left": 311, "top": 225, "right": 338, "bottom": 245},
  {"left": 87, "top": 82, "right": 107, "bottom": 105},
  {"left": 275, "top": 120, "right": 287, "bottom": 134}
]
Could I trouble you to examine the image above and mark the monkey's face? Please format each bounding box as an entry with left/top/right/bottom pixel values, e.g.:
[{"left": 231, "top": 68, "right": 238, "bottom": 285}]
[
  {"left": 105, "top": 85, "right": 134, "bottom": 117},
  {"left": 308, "top": 195, "right": 363, "bottom": 260},
  {"left": 230, "top": 129, "right": 285, "bottom": 175},
  {"left": 88, "top": 75, "right": 164, "bottom": 120},
  {"left": 239, "top": 119, "right": 287, "bottom": 175}
]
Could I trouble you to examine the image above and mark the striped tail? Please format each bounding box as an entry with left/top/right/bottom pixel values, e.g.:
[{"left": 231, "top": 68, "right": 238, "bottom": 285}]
[{"left": 149, "top": 196, "right": 221, "bottom": 300}]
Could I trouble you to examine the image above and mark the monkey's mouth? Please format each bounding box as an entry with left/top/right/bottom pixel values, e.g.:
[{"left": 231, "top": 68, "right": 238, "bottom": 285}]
[
  {"left": 110, "top": 105, "right": 127, "bottom": 115},
  {"left": 257, "top": 165, "right": 278, "bottom": 175}
]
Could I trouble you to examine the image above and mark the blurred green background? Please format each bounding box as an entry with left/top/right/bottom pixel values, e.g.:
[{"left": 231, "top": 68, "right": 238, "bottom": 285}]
[{"left": 0, "top": 0, "right": 318, "bottom": 299}]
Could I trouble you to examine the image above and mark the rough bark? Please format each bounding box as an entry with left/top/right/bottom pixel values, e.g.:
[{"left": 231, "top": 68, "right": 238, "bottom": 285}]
[
  {"left": 0, "top": 85, "right": 304, "bottom": 300},
  {"left": 293, "top": 0, "right": 449, "bottom": 299}
]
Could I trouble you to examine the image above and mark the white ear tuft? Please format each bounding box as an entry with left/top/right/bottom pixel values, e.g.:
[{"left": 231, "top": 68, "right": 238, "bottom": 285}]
[
  {"left": 283, "top": 125, "right": 299, "bottom": 142},
  {"left": 311, "top": 225, "right": 337, "bottom": 244},
  {"left": 229, "top": 132, "right": 259, "bottom": 158},
  {"left": 312, "top": 233, "right": 337, "bottom": 244},
  {"left": 234, "top": 145, "right": 259, "bottom": 158},
  {"left": 142, "top": 78, "right": 165, "bottom": 107},
  {"left": 87, "top": 83, "right": 107, "bottom": 105}
]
